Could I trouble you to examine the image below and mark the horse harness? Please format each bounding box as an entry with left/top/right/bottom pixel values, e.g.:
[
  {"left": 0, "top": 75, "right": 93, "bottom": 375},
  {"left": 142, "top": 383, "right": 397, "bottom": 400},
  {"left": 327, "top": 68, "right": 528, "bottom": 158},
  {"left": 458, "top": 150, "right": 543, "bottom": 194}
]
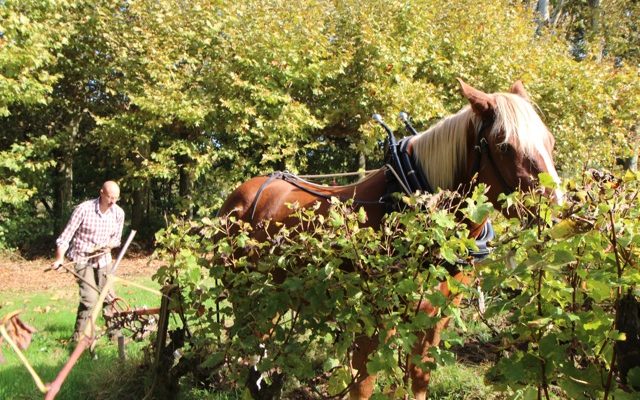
[
  {"left": 382, "top": 115, "right": 515, "bottom": 199},
  {"left": 245, "top": 116, "right": 498, "bottom": 262}
]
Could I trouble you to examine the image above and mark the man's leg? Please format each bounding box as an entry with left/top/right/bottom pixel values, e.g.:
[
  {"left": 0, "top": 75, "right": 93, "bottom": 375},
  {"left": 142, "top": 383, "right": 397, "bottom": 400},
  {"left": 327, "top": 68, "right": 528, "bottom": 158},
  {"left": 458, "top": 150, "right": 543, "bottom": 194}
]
[
  {"left": 72, "top": 260, "right": 99, "bottom": 341},
  {"left": 96, "top": 267, "right": 121, "bottom": 340}
]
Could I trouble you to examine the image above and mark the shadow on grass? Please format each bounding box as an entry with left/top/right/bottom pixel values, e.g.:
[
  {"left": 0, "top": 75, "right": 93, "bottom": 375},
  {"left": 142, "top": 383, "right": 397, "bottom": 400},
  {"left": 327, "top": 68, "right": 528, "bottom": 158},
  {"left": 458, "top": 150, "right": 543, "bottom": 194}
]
[{"left": 1, "top": 337, "right": 153, "bottom": 400}]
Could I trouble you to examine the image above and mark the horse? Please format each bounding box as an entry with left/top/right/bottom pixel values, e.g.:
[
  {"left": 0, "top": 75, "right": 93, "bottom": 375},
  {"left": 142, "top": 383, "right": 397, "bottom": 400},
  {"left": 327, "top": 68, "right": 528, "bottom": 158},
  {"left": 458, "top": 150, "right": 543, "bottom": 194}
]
[{"left": 218, "top": 79, "right": 562, "bottom": 399}]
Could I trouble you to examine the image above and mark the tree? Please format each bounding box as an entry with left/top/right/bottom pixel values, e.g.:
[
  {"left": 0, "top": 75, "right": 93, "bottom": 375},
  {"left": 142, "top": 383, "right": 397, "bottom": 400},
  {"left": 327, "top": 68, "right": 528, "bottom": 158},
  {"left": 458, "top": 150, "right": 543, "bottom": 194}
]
[
  {"left": 0, "top": 0, "right": 69, "bottom": 248},
  {"left": 1, "top": 0, "right": 638, "bottom": 250}
]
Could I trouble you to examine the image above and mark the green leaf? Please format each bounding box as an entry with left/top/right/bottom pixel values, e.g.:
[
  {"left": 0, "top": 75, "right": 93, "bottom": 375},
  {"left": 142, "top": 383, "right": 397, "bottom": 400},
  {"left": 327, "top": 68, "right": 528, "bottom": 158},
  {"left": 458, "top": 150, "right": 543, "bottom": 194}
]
[
  {"left": 583, "top": 319, "right": 603, "bottom": 331},
  {"left": 538, "top": 172, "right": 557, "bottom": 189},
  {"left": 432, "top": 210, "right": 456, "bottom": 229},
  {"left": 527, "top": 317, "right": 551, "bottom": 329},
  {"left": 327, "top": 368, "right": 350, "bottom": 396},
  {"left": 586, "top": 279, "right": 613, "bottom": 302},
  {"left": 440, "top": 244, "right": 458, "bottom": 264},
  {"left": 549, "top": 249, "right": 576, "bottom": 267},
  {"left": 627, "top": 367, "right": 640, "bottom": 390},
  {"left": 329, "top": 210, "right": 344, "bottom": 227},
  {"left": 548, "top": 219, "right": 577, "bottom": 240},
  {"left": 464, "top": 198, "right": 493, "bottom": 224},
  {"left": 366, "top": 348, "right": 395, "bottom": 374}
]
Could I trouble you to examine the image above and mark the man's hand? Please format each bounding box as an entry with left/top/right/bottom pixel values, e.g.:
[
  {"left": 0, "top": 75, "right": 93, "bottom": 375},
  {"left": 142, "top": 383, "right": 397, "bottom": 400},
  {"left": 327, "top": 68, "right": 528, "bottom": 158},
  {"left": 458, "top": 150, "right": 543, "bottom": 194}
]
[
  {"left": 50, "top": 260, "right": 65, "bottom": 272},
  {"left": 52, "top": 244, "right": 68, "bottom": 272}
]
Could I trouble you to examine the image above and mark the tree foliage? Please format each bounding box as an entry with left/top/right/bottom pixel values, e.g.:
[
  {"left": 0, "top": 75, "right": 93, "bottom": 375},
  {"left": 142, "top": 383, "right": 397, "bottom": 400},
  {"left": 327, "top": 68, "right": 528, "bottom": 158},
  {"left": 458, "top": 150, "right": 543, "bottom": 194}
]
[
  {"left": 0, "top": 0, "right": 68, "bottom": 116},
  {"left": 1, "top": 1, "right": 639, "bottom": 397},
  {"left": 0, "top": 0, "right": 637, "bottom": 247}
]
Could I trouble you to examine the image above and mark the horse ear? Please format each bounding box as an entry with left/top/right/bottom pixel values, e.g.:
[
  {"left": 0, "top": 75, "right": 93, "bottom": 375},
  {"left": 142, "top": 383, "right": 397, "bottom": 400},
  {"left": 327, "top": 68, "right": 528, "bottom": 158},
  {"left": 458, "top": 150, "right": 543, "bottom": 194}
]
[
  {"left": 509, "top": 80, "right": 530, "bottom": 101},
  {"left": 457, "top": 78, "right": 496, "bottom": 118}
]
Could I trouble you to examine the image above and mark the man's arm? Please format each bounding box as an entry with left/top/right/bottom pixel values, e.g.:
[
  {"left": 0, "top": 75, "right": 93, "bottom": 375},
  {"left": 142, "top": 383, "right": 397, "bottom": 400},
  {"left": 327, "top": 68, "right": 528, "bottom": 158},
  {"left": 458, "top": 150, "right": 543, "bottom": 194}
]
[
  {"left": 107, "top": 208, "right": 125, "bottom": 249},
  {"left": 51, "top": 205, "right": 85, "bottom": 269}
]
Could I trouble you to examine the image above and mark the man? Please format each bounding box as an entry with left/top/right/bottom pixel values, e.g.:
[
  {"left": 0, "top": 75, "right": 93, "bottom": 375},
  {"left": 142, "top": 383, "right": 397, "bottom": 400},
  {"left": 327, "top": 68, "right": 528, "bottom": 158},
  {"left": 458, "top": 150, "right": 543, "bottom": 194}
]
[{"left": 51, "top": 180, "right": 125, "bottom": 342}]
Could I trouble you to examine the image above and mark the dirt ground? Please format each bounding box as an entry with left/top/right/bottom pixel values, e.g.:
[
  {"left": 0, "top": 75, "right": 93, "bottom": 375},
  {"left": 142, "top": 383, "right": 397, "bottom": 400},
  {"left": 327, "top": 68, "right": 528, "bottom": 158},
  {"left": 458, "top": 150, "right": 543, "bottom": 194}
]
[{"left": 0, "top": 253, "right": 162, "bottom": 293}]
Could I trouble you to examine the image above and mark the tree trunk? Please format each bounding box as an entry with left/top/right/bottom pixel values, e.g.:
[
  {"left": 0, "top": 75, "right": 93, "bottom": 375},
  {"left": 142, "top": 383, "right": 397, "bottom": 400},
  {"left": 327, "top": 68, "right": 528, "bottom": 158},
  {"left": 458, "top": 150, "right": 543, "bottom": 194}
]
[
  {"left": 617, "top": 124, "right": 638, "bottom": 171},
  {"left": 53, "top": 115, "right": 81, "bottom": 234},
  {"left": 615, "top": 292, "right": 640, "bottom": 387},
  {"left": 535, "top": 0, "right": 550, "bottom": 34},
  {"left": 589, "top": 0, "right": 604, "bottom": 61},
  {"left": 549, "top": 0, "right": 566, "bottom": 27},
  {"left": 358, "top": 151, "right": 366, "bottom": 180},
  {"left": 130, "top": 184, "right": 146, "bottom": 232},
  {"left": 178, "top": 155, "right": 194, "bottom": 218},
  {"left": 130, "top": 144, "right": 150, "bottom": 235},
  {"left": 53, "top": 160, "right": 73, "bottom": 235}
]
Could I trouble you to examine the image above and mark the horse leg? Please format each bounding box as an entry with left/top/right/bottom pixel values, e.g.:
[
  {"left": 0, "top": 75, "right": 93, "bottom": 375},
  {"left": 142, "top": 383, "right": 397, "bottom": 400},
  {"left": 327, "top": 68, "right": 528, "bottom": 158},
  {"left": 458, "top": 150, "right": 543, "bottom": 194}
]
[
  {"left": 349, "top": 334, "right": 378, "bottom": 400},
  {"left": 409, "top": 316, "right": 451, "bottom": 400},
  {"left": 245, "top": 313, "right": 287, "bottom": 400},
  {"left": 411, "top": 272, "right": 472, "bottom": 399}
]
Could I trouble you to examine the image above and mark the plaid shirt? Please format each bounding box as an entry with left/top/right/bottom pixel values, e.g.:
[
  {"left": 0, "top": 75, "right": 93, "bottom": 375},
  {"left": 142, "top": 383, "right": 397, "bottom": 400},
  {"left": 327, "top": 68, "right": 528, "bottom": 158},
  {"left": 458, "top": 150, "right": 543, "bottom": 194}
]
[{"left": 56, "top": 198, "right": 125, "bottom": 267}]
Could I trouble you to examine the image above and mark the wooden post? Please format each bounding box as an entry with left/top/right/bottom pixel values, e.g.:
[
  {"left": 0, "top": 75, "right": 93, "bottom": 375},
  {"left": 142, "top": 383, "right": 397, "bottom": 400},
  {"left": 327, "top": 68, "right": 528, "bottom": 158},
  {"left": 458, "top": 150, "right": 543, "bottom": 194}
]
[{"left": 118, "top": 336, "right": 126, "bottom": 361}]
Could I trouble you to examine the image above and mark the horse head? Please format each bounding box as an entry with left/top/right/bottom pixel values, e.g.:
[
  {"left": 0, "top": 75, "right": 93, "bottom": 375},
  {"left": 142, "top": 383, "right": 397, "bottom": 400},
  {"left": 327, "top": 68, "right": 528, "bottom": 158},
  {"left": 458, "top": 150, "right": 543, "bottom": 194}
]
[{"left": 410, "top": 79, "right": 563, "bottom": 215}]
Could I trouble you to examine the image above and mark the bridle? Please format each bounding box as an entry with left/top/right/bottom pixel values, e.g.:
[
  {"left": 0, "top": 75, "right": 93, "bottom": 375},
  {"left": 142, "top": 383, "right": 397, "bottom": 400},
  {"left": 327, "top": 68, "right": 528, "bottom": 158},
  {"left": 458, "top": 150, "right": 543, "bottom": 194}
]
[{"left": 471, "top": 117, "right": 517, "bottom": 196}]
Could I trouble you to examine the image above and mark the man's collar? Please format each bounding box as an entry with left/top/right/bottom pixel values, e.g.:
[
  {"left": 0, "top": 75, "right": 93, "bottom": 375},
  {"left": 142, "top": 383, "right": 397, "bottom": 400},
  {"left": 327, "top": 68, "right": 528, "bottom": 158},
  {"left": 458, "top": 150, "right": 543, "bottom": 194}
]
[{"left": 94, "top": 198, "right": 113, "bottom": 214}]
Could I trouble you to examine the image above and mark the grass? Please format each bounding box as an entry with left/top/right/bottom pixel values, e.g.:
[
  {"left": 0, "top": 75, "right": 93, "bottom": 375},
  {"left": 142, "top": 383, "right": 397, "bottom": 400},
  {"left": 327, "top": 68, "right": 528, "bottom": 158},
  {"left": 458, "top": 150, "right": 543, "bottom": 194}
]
[
  {"left": 1, "top": 279, "right": 501, "bottom": 400},
  {"left": 0, "top": 276, "right": 162, "bottom": 400},
  {"left": 430, "top": 364, "right": 503, "bottom": 400}
]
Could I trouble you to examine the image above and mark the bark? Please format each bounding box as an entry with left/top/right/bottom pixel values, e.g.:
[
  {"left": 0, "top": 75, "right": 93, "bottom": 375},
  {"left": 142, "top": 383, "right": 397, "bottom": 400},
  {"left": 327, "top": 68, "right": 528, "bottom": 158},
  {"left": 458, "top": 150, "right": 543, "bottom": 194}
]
[
  {"left": 53, "top": 115, "right": 81, "bottom": 234},
  {"left": 549, "top": 0, "right": 566, "bottom": 27},
  {"left": 615, "top": 292, "right": 640, "bottom": 386},
  {"left": 130, "top": 145, "right": 150, "bottom": 233},
  {"left": 536, "top": 0, "right": 550, "bottom": 23},
  {"left": 535, "top": 0, "right": 550, "bottom": 34},
  {"left": 170, "top": 121, "right": 196, "bottom": 218},
  {"left": 358, "top": 151, "right": 366, "bottom": 180},
  {"left": 178, "top": 154, "right": 194, "bottom": 218},
  {"left": 130, "top": 185, "right": 146, "bottom": 233},
  {"left": 617, "top": 124, "right": 639, "bottom": 171},
  {"left": 589, "top": 0, "right": 604, "bottom": 62}
]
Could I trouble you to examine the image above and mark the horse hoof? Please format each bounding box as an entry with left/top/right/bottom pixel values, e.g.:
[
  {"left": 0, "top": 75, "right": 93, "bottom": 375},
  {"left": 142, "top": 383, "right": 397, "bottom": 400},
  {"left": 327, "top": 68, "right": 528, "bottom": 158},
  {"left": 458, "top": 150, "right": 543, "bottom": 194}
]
[{"left": 246, "top": 367, "right": 285, "bottom": 400}]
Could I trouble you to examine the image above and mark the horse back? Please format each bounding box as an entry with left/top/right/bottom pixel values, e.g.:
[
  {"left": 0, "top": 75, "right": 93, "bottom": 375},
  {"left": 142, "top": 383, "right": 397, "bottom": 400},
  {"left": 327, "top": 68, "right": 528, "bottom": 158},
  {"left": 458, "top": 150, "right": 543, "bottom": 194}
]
[{"left": 218, "top": 171, "right": 387, "bottom": 228}]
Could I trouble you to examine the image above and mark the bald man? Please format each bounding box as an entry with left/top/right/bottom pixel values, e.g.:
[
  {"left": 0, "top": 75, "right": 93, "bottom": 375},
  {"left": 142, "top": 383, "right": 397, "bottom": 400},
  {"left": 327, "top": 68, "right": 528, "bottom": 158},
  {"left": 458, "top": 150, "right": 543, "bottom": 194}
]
[{"left": 52, "top": 181, "right": 125, "bottom": 342}]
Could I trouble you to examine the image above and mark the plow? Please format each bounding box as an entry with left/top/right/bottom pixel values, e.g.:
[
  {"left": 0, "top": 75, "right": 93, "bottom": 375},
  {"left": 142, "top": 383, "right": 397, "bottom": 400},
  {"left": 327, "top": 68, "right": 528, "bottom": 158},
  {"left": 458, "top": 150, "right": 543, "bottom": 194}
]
[
  {"left": 0, "top": 230, "right": 181, "bottom": 399},
  {"left": 105, "top": 297, "right": 160, "bottom": 341}
]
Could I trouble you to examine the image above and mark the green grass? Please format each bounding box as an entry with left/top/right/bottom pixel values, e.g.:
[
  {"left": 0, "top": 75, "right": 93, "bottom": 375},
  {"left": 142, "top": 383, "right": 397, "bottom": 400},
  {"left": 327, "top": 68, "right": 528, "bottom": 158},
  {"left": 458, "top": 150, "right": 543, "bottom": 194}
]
[
  {"left": 429, "top": 364, "right": 503, "bottom": 400},
  {"left": 0, "top": 277, "right": 162, "bottom": 400},
  {"left": 1, "top": 281, "right": 502, "bottom": 399}
]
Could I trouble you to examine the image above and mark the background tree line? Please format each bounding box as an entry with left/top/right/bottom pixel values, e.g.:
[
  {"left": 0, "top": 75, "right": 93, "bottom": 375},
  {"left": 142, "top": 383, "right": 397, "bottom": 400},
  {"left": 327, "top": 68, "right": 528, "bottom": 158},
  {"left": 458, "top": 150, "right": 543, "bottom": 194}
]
[{"left": 1, "top": 0, "right": 638, "bottom": 253}]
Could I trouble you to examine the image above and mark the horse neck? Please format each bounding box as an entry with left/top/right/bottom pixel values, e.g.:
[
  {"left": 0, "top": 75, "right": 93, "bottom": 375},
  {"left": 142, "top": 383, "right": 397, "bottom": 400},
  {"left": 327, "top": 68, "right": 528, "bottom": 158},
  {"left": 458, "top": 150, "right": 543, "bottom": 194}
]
[{"left": 410, "top": 109, "right": 475, "bottom": 192}]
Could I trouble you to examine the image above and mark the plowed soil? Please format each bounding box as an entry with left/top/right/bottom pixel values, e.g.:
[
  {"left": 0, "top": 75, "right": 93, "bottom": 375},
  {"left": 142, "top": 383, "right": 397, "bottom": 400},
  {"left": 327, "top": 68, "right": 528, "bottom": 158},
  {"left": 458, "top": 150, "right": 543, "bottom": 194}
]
[{"left": 0, "top": 254, "right": 161, "bottom": 293}]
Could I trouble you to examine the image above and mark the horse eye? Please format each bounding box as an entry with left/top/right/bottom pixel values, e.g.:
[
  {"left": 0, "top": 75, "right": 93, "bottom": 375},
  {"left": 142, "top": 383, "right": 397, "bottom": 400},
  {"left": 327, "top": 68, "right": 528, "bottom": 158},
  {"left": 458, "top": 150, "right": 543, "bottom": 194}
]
[{"left": 498, "top": 143, "right": 513, "bottom": 154}]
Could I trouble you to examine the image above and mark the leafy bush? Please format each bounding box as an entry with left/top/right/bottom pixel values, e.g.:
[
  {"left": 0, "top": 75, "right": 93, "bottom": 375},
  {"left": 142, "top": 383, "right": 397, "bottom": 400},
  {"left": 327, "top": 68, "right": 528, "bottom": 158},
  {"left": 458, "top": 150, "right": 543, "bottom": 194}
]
[
  {"left": 483, "top": 169, "right": 640, "bottom": 399},
  {"left": 154, "top": 187, "right": 490, "bottom": 396},
  {"left": 153, "top": 169, "right": 640, "bottom": 398}
]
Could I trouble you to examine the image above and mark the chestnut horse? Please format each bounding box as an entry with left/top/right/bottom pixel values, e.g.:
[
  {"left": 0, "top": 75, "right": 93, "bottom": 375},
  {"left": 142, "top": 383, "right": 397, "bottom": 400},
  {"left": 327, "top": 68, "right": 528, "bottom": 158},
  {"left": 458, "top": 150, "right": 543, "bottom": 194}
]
[{"left": 218, "top": 79, "right": 562, "bottom": 399}]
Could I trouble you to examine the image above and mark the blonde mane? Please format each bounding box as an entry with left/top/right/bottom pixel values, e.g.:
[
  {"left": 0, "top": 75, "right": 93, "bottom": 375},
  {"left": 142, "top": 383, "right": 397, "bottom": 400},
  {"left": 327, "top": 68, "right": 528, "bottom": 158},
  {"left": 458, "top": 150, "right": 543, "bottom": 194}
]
[{"left": 410, "top": 92, "right": 551, "bottom": 191}]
